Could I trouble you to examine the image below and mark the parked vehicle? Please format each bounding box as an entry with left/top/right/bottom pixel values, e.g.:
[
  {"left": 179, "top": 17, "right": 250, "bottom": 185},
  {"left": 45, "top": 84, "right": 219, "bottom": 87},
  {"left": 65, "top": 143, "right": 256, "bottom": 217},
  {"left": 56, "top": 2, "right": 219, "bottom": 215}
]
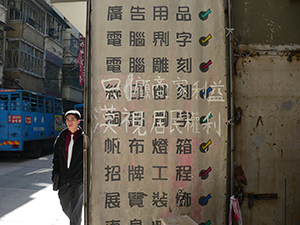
[{"left": 0, "top": 89, "right": 63, "bottom": 157}]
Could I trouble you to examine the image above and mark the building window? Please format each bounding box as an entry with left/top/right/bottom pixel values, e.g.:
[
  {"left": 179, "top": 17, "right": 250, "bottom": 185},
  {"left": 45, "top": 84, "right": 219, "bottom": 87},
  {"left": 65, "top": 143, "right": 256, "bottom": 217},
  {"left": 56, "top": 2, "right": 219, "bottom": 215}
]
[
  {"left": 6, "top": 41, "right": 19, "bottom": 68},
  {"left": 23, "top": 0, "right": 45, "bottom": 34},
  {"left": 47, "top": 15, "right": 63, "bottom": 44},
  {"left": 0, "top": 0, "right": 5, "bottom": 6},
  {"left": 6, "top": 40, "right": 44, "bottom": 77},
  {"left": 8, "top": 0, "right": 22, "bottom": 20},
  {"left": 8, "top": 0, "right": 45, "bottom": 34},
  {"left": 63, "top": 66, "right": 81, "bottom": 89},
  {"left": 45, "top": 61, "right": 61, "bottom": 92},
  {"left": 70, "top": 34, "right": 79, "bottom": 56}
]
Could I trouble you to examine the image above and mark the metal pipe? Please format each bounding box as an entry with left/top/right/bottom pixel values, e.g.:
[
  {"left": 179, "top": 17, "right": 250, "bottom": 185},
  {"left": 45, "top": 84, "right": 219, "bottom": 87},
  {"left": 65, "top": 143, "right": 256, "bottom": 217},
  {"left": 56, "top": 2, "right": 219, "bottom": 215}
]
[
  {"left": 225, "top": 0, "right": 234, "bottom": 223},
  {"left": 83, "top": 0, "right": 91, "bottom": 224}
]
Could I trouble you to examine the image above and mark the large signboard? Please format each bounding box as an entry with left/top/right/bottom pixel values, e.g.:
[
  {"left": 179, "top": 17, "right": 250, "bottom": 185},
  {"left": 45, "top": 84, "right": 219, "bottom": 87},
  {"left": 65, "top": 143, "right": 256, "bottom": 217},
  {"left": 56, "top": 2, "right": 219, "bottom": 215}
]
[{"left": 88, "top": 0, "right": 227, "bottom": 224}]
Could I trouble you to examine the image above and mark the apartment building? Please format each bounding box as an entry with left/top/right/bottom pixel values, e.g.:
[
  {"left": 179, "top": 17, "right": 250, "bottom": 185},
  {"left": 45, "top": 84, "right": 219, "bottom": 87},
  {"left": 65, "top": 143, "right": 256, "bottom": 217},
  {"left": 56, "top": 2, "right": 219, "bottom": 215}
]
[
  {"left": 0, "top": 0, "right": 14, "bottom": 87},
  {"left": 0, "top": 0, "right": 84, "bottom": 112}
]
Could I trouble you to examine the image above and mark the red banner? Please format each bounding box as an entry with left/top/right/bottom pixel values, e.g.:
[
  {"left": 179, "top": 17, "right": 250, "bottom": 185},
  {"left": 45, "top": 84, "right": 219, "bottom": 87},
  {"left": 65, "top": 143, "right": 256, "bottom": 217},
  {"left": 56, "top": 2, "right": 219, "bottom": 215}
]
[
  {"left": 77, "top": 50, "right": 84, "bottom": 87},
  {"left": 78, "top": 34, "right": 85, "bottom": 87}
]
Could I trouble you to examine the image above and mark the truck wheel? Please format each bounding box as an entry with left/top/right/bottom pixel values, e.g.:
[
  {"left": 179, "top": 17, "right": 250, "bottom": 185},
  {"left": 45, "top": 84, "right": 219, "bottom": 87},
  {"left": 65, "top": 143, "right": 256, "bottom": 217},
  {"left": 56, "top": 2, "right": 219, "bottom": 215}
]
[
  {"left": 24, "top": 141, "right": 42, "bottom": 158},
  {"left": 32, "top": 141, "right": 42, "bottom": 158}
]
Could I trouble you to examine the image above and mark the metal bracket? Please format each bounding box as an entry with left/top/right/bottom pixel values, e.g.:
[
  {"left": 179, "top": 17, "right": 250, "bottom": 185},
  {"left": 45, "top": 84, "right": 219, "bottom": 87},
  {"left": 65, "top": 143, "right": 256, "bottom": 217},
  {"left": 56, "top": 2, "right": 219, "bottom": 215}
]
[
  {"left": 248, "top": 193, "right": 278, "bottom": 209},
  {"left": 225, "top": 27, "right": 234, "bottom": 37},
  {"left": 226, "top": 118, "right": 234, "bottom": 126},
  {"left": 251, "top": 193, "right": 278, "bottom": 200}
]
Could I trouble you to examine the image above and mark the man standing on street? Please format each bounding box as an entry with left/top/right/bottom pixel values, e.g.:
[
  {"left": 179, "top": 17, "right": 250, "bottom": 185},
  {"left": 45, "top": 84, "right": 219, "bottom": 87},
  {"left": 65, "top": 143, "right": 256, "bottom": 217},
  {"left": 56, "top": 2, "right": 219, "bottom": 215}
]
[{"left": 52, "top": 110, "right": 84, "bottom": 225}]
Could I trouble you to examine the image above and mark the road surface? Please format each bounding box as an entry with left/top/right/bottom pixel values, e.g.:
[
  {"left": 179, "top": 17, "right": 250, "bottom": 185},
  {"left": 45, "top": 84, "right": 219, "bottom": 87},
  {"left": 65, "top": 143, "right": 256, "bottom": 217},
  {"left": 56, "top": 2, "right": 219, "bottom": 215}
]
[{"left": 0, "top": 153, "right": 83, "bottom": 225}]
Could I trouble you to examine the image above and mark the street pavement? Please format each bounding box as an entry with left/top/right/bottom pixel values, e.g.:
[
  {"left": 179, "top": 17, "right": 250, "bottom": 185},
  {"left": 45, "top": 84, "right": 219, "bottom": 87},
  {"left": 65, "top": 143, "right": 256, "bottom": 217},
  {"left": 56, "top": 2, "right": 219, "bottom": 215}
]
[{"left": 0, "top": 153, "right": 83, "bottom": 225}]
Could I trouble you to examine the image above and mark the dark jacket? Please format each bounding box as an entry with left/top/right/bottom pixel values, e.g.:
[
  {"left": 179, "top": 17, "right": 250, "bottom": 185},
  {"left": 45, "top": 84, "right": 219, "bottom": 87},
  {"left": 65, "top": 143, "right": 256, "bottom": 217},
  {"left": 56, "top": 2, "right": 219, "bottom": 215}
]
[{"left": 51, "top": 127, "right": 84, "bottom": 188}]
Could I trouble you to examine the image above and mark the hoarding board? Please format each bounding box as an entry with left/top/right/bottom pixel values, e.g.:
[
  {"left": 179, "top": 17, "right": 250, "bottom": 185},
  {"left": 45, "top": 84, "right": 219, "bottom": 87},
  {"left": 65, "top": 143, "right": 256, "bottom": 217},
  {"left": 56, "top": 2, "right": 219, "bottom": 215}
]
[{"left": 88, "top": 0, "right": 227, "bottom": 224}]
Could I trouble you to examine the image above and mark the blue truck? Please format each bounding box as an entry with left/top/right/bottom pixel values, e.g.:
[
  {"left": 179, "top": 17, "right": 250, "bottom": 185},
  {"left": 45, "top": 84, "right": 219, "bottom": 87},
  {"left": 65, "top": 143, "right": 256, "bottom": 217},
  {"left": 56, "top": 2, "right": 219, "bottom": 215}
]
[{"left": 0, "top": 89, "right": 63, "bottom": 157}]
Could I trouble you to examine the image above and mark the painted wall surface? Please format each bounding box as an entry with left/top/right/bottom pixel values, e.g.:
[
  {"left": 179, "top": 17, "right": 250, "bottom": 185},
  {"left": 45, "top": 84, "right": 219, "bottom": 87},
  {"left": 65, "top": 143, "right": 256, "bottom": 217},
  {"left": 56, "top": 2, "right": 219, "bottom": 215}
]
[
  {"left": 88, "top": 0, "right": 228, "bottom": 224},
  {"left": 232, "top": 0, "right": 300, "bottom": 45},
  {"left": 233, "top": 49, "right": 300, "bottom": 224}
]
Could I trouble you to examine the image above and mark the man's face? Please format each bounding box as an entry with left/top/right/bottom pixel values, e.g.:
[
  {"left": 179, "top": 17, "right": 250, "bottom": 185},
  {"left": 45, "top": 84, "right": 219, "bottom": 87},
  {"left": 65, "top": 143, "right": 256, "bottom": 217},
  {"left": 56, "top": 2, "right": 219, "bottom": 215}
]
[{"left": 66, "top": 114, "right": 80, "bottom": 132}]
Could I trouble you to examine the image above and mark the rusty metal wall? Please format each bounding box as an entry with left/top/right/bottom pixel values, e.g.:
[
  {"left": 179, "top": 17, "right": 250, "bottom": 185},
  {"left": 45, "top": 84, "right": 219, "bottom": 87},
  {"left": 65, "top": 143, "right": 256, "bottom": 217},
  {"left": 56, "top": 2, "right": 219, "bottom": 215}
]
[
  {"left": 232, "top": 0, "right": 300, "bottom": 224},
  {"left": 232, "top": 0, "right": 300, "bottom": 45},
  {"left": 233, "top": 48, "right": 300, "bottom": 224}
]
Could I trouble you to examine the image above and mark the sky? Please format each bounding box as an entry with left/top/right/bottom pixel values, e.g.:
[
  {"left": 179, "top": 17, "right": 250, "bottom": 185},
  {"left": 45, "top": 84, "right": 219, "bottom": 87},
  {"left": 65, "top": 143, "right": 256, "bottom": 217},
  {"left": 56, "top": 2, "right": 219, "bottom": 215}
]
[{"left": 52, "top": 2, "right": 87, "bottom": 35}]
